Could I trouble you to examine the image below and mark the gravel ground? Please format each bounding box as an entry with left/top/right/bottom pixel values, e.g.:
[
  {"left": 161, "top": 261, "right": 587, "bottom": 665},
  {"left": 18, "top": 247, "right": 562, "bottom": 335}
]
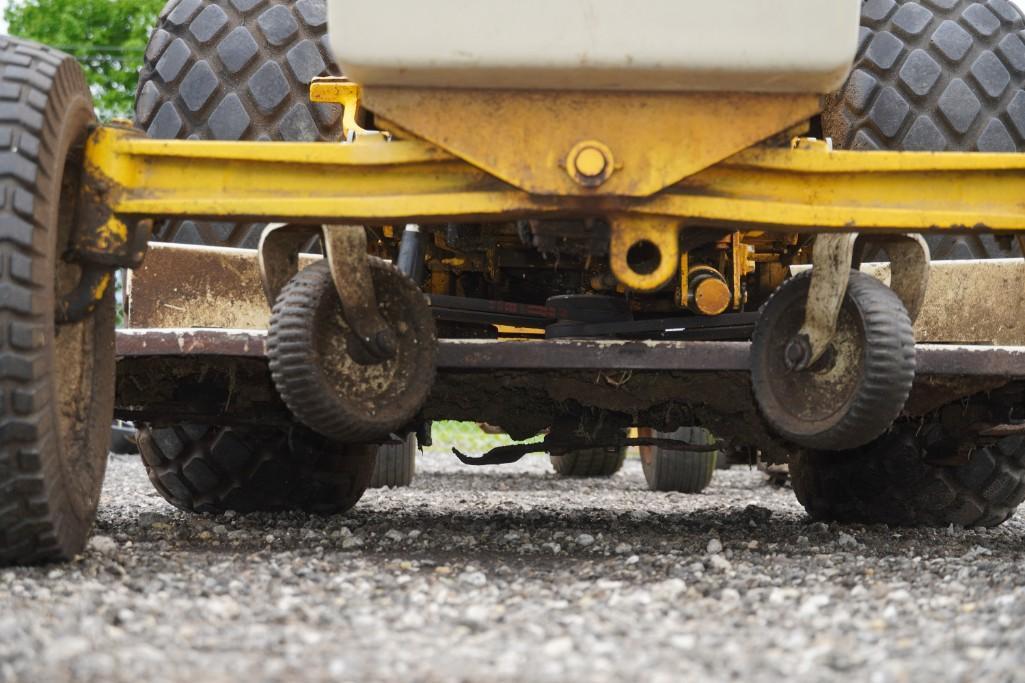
[{"left": 3, "top": 452, "right": 1025, "bottom": 683}]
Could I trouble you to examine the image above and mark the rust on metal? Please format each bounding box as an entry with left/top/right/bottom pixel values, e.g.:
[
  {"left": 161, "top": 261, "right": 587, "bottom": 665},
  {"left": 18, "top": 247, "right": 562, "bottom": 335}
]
[
  {"left": 116, "top": 328, "right": 268, "bottom": 357},
  {"left": 322, "top": 224, "right": 398, "bottom": 359},
  {"left": 126, "top": 242, "right": 319, "bottom": 329},
  {"left": 802, "top": 258, "right": 1025, "bottom": 345},
  {"left": 258, "top": 224, "right": 321, "bottom": 306},
  {"left": 115, "top": 328, "right": 1025, "bottom": 379}
]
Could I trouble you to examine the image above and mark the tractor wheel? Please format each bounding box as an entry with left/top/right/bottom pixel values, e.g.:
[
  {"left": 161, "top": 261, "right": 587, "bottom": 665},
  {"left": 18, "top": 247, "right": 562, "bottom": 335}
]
[
  {"left": 134, "top": 0, "right": 342, "bottom": 248},
  {"left": 791, "top": 419, "right": 1025, "bottom": 527},
  {"left": 0, "top": 38, "right": 116, "bottom": 565},
  {"left": 369, "top": 434, "right": 417, "bottom": 488},
  {"left": 639, "top": 427, "right": 718, "bottom": 493},
  {"left": 823, "top": 0, "right": 1025, "bottom": 259},
  {"left": 138, "top": 423, "right": 375, "bottom": 514},
  {"left": 550, "top": 447, "right": 627, "bottom": 478},
  {"left": 751, "top": 270, "right": 915, "bottom": 451}
]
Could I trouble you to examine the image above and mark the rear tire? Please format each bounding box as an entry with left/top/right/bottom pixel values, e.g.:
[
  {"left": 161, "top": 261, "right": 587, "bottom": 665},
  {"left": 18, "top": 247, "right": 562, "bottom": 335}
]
[
  {"left": 138, "top": 422, "right": 375, "bottom": 514},
  {"left": 134, "top": 0, "right": 342, "bottom": 248},
  {"left": 791, "top": 420, "right": 1025, "bottom": 527},
  {"left": 550, "top": 447, "right": 627, "bottom": 478},
  {"left": 639, "top": 427, "right": 718, "bottom": 493},
  {"left": 369, "top": 434, "right": 417, "bottom": 488},
  {"left": 0, "top": 37, "right": 115, "bottom": 565},
  {"left": 823, "top": 0, "right": 1025, "bottom": 259}
]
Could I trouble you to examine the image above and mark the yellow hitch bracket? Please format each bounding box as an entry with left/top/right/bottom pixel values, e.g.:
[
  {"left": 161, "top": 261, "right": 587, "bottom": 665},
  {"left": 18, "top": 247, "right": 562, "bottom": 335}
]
[
  {"left": 310, "top": 76, "right": 388, "bottom": 142},
  {"left": 610, "top": 216, "right": 679, "bottom": 293}
]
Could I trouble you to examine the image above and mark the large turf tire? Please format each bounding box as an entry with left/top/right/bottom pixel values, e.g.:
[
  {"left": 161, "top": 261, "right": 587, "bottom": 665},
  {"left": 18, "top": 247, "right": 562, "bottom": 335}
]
[
  {"left": 138, "top": 423, "right": 376, "bottom": 514},
  {"left": 550, "top": 447, "right": 627, "bottom": 478},
  {"left": 791, "top": 422, "right": 1025, "bottom": 527},
  {"left": 639, "top": 427, "right": 718, "bottom": 493},
  {"left": 823, "top": 0, "right": 1025, "bottom": 259},
  {"left": 369, "top": 434, "right": 417, "bottom": 488},
  {"left": 751, "top": 270, "right": 916, "bottom": 451},
  {"left": 134, "top": 0, "right": 342, "bottom": 248},
  {"left": 0, "top": 38, "right": 116, "bottom": 565}
]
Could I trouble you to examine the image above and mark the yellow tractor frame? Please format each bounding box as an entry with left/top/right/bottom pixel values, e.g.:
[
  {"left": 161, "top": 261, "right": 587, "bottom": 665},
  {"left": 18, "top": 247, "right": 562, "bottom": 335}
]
[{"left": 85, "top": 79, "right": 1025, "bottom": 301}]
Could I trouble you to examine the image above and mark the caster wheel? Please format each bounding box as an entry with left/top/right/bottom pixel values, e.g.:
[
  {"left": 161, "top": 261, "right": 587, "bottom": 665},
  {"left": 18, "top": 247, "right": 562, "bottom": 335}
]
[
  {"left": 268, "top": 259, "right": 436, "bottom": 442},
  {"left": 639, "top": 427, "right": 718, "bottom": 493},
  {"left": 0, "top": 38, "right": 115, "bottom": 565},
  {"left": 751, "top": 270, "right": 915, "bottom": 451}
]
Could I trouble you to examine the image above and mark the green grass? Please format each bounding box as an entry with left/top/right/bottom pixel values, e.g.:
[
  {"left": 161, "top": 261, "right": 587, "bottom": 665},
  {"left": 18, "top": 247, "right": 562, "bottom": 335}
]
[{"left": 424, "top": 421, "right": 543, "bottom": 457}]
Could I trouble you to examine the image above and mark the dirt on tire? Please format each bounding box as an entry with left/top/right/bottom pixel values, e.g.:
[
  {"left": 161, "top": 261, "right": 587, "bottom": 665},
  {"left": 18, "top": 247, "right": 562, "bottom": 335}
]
[{"left": 0, "top": 37, "right": 116, "bottom": 565}]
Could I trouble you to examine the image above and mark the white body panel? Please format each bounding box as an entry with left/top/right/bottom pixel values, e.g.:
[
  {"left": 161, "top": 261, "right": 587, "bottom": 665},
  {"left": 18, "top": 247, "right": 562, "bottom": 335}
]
[{"left": 328, "top": 0, "right": 861, "bottom": 93}]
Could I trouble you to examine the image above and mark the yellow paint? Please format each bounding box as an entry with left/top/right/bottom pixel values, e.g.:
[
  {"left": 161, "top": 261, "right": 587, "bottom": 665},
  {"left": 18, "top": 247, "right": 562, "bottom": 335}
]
[
  {"left": 692, "top": 276, "right": 731, "bottom": 316},
  {"left": 82, "top": 121, "right": 1025, "bottom": 298},
  {"left": 92, "top": 271, "right": 112, "bottom": 300},
  {"left": 574, "top": 147, "right": 606, "bottom": 178},
  {"left": 309, "top": 77, "right": 382, "bottom": 140},
  {"left": 609, "top": 216, "right": 680, "bottom": 292},
  {"left": 730, "top": 233, "right": 744, "bottom": 309},
  {"left": 360, "top": 87, "right": 821, "bottom": 197},
  {"left": 98, "top": 215, "right": 128, "bottom": 247}
]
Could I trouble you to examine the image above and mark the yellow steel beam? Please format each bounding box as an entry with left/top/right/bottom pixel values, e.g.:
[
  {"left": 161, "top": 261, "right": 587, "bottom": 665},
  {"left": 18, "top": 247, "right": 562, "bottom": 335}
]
[{"left": 85, "top": 125, "right": 1025, "bottom": 233}]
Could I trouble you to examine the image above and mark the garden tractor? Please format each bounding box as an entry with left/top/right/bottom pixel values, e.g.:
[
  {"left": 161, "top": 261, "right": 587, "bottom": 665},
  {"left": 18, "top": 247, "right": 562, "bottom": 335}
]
[{"left": 4, "top": 0, "right": 1025, "bottom": 565}]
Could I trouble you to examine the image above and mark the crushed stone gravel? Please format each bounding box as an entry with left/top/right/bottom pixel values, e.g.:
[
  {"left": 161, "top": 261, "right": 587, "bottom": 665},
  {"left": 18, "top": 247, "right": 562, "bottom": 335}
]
[{"left": 2, "top": 453, "right": 1025, "bottom": 682}]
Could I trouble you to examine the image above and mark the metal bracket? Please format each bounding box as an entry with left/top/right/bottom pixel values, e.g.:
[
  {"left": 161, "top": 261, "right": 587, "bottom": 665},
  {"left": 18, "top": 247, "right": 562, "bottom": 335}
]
[
  {"left": 57, "top": 143, "right": 155, "bottom": 324},
  {"left": 609, "top": 215, "right": 680, "bottom": 292},
  {"left": 789, "top": 232, "right": 929, "bottom": 370},
  {"left": 258, "top": 223, "right": 398, "bottom": 360},
  {"left": 310, "top": 77, "right": 390, "bottom": 143},
  {"left": 322, "top": 224, "right": 398, "bottom": 361},
  {"left": 258, "top": 223, "right": 319, "bottom": 307},
  {"left": 789, "top": 232, "right": 857, "bottom": 370},
  {"left": 875, "top": 234, "right": 930, "bottom": 324}
]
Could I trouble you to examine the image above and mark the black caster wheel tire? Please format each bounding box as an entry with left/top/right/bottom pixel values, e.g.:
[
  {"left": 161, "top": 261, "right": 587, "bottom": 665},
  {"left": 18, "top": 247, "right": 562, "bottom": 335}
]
[
  {"left": 639, "top": 427, "right": 718, "bottom": 493},
  {"left": 138, "top": 422, "right": 375, "bottom": 514},
  {"left": 0, "top": 37, "right": 116, "bottom": 565},
  {"left": 751, "top": 270, "right": 915, "bottom": 451},
  {"left": 268, "top": 259, "right": 436, "bottom": 442},
  {"left": 369, "top": 434, "right": 417, "bottom": 488}
]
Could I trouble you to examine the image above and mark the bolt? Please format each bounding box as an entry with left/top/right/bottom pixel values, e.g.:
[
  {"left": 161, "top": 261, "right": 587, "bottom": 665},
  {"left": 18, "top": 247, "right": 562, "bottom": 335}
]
[
  {"left": 784, "top": 335, "right": 811, "bottom": 371},
  {"left": 566, "top": 141, "right": 613, "bottom": 187},
  {"left": 574, "top": 146, "right": 607, "bottom": 178},
  {"left": 371, "top": 329, "right": 398, "bottom": 360}
]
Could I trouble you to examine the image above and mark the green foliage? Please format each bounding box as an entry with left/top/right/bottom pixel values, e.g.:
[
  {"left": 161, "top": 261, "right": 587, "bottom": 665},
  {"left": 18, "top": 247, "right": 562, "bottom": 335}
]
[{"left": 5, "top": 0, "right": 165, "bottom": 118}]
